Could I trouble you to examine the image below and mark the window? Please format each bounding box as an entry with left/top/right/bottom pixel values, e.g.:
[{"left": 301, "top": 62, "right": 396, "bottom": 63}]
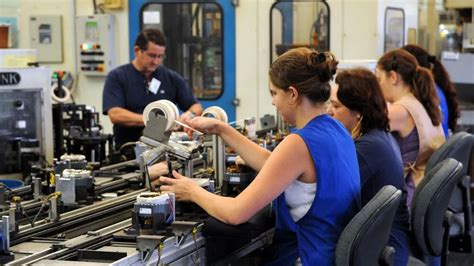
[
  {"left": 384, "top": 7, "right": 405, "bottom": 52},
  {"left": 141, "top": 2, "right": 224, "bottom": 100},
  {"left": 270, "top": 1, "right": 330, "bottom": 63}
]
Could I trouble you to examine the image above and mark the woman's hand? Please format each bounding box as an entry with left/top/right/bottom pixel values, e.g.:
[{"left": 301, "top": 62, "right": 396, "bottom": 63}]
[
  {"left": 179, "top": 111, "right": 196, "bottom": 137},
  {"left": 159, "top": 171, "right": 199, "bottom": 201},
  {"left": 235, "top": 155, "right": 247, "bottom": 166},
  {"left": 148, "top": 161, "right": 169, "bottom": 180},
  {"left": 187, "top": 116, "right": 225, "bottom": 135}
]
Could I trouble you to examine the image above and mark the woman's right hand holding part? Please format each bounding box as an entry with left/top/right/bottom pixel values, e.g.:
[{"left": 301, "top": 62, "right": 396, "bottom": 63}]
[
  {"left": 187, "top": 116, "right": 226, "bottom": 135},
  {"left": 190, "top": 115, "right": 270, "bottom": 172}
]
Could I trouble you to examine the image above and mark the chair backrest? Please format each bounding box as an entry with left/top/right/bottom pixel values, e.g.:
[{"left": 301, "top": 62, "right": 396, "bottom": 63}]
[
  {"left": 336, "top": 185, "right": 401, "bottom": 266},
  {"left": 411, "top": 158, "right": 463, "bottom": 256},
  {"left": 425, "top": 131, "right": 474, "bottom": 211}
]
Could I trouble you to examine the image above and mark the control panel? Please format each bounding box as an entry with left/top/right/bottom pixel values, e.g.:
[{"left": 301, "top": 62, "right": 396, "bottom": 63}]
[{"left": 75, "top": 14, "right": 115, "bottom": 76}]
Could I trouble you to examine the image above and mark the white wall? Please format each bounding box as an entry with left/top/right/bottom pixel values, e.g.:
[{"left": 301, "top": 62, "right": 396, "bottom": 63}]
[{"left": 235, "top": 0, "right": 277, "bottom": 126}]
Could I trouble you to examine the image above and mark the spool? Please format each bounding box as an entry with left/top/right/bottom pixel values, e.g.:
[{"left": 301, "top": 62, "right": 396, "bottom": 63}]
[
  {"left": 202, "top": 106, "right": 228, "bottom": 123},
  {"left": 60, "top": 154, "right": 86, "bottom": 162},
  {"left": 142, "top": 100, "right": 179, "bottom": 131},
  {"left": 51, "top": 84, "right": 71, "bottom": 103},
  {"left": 136, "top": 192, "right": 171, "bottom": 205}
]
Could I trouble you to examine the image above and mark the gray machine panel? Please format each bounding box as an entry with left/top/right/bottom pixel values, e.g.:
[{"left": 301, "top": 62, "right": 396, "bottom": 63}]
[{"left": 0, "top": 67, "right": 53, "bottom": 175}]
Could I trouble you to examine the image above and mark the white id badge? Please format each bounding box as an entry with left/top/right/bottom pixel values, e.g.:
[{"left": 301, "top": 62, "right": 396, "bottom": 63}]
[{"left": 148, "top": 78, "right": 161, "bottom": 94}]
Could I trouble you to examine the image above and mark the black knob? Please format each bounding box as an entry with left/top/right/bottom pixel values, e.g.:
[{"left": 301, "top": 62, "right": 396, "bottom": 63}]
[{"left": 14, "top": 100, "right": 24, "bottom": 109}]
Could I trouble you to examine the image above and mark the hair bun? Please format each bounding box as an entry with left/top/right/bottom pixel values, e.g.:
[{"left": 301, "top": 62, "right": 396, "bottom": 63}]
[
  {"left": 316, "top": 52, "right": 327, "bottom": 64},
  {"left": 308, "top": 51, "right": 336, "bottom": 66}
]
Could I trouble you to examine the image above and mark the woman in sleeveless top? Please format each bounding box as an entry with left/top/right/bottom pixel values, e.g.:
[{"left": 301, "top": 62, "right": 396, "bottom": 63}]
[
  {"left": 375, "top": 49, "right": 445, "bottom": 206},
  {"left": 402, "top": 44, "right": 460, "bottom": 138},
  {"left": 159, "top": 48, "right": 361, "bottom": 265},
  {"left": 328, "top": 67, "right": 410, "bottom": 266}
]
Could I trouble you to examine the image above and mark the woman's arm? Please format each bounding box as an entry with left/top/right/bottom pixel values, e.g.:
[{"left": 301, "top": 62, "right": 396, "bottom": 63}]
[
  {"left": 388, "top": 104, "right": 415, "bottom": 137},
  {"left": 160, "top": 134, "right": 313, "bottom": 225},
  {"left": 189, "top": 117, "right": 271, "bottom": 171},
  {"left": 218, "top": 123, "right": 271, "bottom": 171}
]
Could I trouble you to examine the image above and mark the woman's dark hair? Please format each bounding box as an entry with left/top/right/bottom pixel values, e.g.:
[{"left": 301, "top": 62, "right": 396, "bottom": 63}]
[
  {"left": 402, "top": 44, "right": 460, "bottom": 132},
  {"left": 134, "top": 28, "right": 166, "bottom": 50},
  {"left": 269, "top": 47, "right": 338, "bottom": 103},
  {"left": 335, "top": 68, "right": 390, "bottom": 134},
  {"left": 377, "top": 49, "right": 441, "bottom": 126}
]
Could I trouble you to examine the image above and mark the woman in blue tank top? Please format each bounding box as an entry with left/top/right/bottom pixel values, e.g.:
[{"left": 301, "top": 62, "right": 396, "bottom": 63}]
[{"left": 159, "top": 48, "right": 361, "bottom": 265}]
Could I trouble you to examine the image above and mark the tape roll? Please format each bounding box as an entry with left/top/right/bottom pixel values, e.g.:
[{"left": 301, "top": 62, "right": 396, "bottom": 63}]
[
  {"left": 202, "top": 106, "right": 228, "bottom": 123},
  {"left": 60, "top": 154, "right": 86, "bottom": 161},
  {"left": 51, "top": 84, "right": 71, "bottom": 103},
  {"left": 137, "top": 192, "right": 171, "bottom": 204},
  {"left": 142, "top": 100, "right": 179, "bottom": 131}
]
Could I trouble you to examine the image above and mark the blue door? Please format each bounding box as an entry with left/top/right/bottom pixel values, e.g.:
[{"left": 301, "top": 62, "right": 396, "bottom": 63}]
[{"left": 128, "top": 0, "right": 236, "bottom": 122}]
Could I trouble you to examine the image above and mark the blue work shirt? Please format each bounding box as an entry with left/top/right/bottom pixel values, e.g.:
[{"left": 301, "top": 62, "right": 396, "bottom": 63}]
[
  {"left": 102, "top": 63, "right": 198, "bottom": 147},
  {"left": 355, "top": 129, "right": 410, "bottom": 266}
]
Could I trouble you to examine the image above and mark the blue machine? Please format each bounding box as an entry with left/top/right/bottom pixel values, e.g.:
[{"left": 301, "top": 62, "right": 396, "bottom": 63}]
[{"left": 128, "top": 0, "right": 236, "bottom": 122}]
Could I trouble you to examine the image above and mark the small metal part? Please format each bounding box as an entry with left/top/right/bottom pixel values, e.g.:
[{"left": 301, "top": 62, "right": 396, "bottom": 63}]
[
  {"left": 136, "top": 235, "right": 166, "bottom": 262},
  {"left": 1, "top": 216, "right": 10, "bottom": 252},
  {"left": 48, "top": 195, "right": 60, "bottom": 222},
  {"left": 171, "top": 221, "right": 199, "bottom": 247},
  {"left": 33, "top": 177, "right": 42, "bottom": 200},
  {"left": 9, "top": 197, "right": 22, "bottom": 232},
  {"left": 87, "top": 231, "right": 100, "bottom": 236}
]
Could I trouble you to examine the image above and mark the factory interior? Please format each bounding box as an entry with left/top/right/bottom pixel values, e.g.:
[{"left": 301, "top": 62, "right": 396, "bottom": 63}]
[{"left": 0, "top": 0, "right": 473, "bottom": 265}]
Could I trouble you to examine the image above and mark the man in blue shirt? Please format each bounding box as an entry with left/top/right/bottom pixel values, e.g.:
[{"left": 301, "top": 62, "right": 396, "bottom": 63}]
[{"left": 103, "top": 28, "right": 202, "bottom": 148}]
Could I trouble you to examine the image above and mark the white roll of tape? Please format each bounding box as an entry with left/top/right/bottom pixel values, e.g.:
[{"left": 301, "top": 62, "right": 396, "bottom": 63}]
[
  {"left": 136, "top": 192, "right": 172, "bottom": 205},
  {"left": 51, "top": 84, "right": 71, "bottom": 103},
  {"left": 202, "top": 106, "right": 228, "bottom": 123},
  {"left": 142, "top": 100, "right": 179, "bottom": 131}
]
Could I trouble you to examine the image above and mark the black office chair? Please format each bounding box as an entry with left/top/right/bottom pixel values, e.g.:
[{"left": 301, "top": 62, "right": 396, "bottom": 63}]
[
  {"left": 409, "top": 158, "right": 463, "bottom": 266},
  {"left": 336, "top": 185, "right": 402, "bottom": 266},
  {"left": 425, "top": 131, "right": 474, "bottom": 253}
]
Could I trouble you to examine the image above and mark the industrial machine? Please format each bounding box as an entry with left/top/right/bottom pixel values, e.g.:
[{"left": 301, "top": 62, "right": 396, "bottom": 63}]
[
  {"left": 0, "top": 99, "right": 276, "bottom": 265},
  {"left": 0, "top": 67, "right": 53, "bottom": 179},
  {"left": 52, "top": 102, "right": 115, "bottom": 164}
]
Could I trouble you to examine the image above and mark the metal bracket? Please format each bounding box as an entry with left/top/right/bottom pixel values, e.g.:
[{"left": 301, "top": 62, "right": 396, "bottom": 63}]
[
  {"left": 136, "top": 235, "right": 166, "bottom": 262},
  {"left": 47, "top": 196, "right": 60, "bottom": 222},
  {"left": 171, "top": 221, "right": 199, "bottom": 247},
  {"left": 142, "top": 112, "right": 171, "bottom": 143}
]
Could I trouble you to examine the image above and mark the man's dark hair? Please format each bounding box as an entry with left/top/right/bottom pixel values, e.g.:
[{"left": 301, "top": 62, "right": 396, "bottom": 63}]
[{"left": 134, "top": 28, "right": 166, "bottom": 50}]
